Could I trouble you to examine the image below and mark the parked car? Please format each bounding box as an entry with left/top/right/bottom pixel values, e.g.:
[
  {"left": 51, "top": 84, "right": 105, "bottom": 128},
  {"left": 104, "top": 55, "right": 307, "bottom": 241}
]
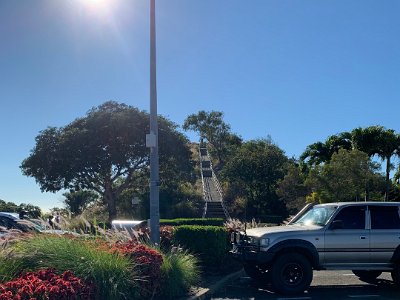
[
  {"left": 0, "top": 212, "right": 79, "bottom": 236},
  {"left": 230, "top": 202, "right": 400, "bottom": 295},
  {"left": 0, "top": 212, "right": 41, "bottom": 233}
]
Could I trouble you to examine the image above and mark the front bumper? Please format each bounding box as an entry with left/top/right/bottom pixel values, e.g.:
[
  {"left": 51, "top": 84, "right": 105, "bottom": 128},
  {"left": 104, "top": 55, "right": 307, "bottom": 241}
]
[{"left": 230, "top": 243, "right": 274, "bottom": 264}]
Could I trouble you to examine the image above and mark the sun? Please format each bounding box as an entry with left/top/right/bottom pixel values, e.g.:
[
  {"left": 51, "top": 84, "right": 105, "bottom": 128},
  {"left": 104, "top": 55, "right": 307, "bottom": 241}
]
[
  {"left": 83, "top": 0, "right": 109, "bottom": 11},
  {"left": 80, "top": 0, "right": 117, "bottom": 21}
]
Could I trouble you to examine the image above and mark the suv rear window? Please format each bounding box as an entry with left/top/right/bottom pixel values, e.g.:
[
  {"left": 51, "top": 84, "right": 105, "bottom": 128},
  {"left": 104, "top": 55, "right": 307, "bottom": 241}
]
[{"left": 370, "top": 206, "right": 400, "bottom": 229}]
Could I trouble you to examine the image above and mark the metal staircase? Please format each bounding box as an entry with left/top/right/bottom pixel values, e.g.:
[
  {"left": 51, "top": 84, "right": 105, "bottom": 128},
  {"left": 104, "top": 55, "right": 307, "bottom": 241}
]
[{"left": 199, "top": 143, "right": 230, "bottom": 219}]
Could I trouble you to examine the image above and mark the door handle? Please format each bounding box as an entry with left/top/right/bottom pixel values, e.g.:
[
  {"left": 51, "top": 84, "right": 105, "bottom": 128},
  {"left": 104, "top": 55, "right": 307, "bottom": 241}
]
[{"left": 360, "top": 236, "right": 367, "bottom": 239}]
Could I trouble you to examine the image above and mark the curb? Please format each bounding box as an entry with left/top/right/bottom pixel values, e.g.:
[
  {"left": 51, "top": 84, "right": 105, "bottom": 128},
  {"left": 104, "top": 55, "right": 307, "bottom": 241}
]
[{"left": 185, "top": 269, "right": 245, "bottom": 300}]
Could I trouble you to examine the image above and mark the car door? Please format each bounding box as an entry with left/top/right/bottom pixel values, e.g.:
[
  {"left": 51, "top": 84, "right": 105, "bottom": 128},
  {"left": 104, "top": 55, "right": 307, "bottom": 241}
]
[
  {"left": 324, "top": 205, "right": 369, "bottom": 265},
  {"left": 369, "top": 205, "right": 400, "bottom": 265}
]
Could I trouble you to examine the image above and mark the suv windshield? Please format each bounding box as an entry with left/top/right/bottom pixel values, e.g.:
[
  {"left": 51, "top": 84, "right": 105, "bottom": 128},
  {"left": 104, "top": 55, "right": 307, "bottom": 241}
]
[{"left": 293, "top": 205, "right": 337, "bottom": 226}]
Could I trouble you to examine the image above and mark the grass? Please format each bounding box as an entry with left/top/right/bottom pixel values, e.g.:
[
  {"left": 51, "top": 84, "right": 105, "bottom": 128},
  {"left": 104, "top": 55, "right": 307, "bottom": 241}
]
[{"left": 159, "top": 248, "right": 201, "bottom": 299}]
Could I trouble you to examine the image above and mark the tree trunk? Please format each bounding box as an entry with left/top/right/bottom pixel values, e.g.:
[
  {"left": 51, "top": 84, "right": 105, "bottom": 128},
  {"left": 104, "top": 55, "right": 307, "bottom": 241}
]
[
  {"left": 385, "top": 156, "right": 391, "bottom": 201},
  {"left": 104, "top": 181, "right": 117, "bottom": 223},
  {"left": 365, "top": 179, "right": 369, "bottom": 202}
]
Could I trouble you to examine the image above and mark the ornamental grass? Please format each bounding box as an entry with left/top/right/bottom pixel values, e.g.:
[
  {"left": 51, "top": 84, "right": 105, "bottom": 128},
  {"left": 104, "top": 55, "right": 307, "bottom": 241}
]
[
  {"left": 0, "top": 235, "right": 139, "bottom": 300},
  {"left": 159, "top": 248, "right": 200, "bottom": 299}
]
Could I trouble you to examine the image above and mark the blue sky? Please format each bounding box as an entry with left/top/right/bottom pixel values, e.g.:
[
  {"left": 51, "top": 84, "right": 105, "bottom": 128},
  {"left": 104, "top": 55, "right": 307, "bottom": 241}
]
[{"left": 0, "top": 0, "right": 399, "bottom": 211}]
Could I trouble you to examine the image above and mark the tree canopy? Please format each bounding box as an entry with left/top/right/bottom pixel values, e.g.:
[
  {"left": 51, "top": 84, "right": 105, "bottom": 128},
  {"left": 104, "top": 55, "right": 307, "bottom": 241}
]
[
  {"left": 0, "top": 199, "right": 42, "bottom": 218},
  {"left": 21, "top": 101, "right": 194, "bottom": 221},
  {"left": 183, "top": 110, "right": 242, "bottom": 167},
  {"left": 306, "top": 149, "right": 380, "bottom": 203},
  {"left": 222, "top": 139, "right": 289, "bottom": 218}
]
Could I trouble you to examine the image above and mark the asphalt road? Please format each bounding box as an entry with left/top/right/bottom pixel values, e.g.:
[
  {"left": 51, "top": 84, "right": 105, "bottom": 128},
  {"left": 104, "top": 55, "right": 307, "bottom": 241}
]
[{"left": 211, "top": 270, "right": 400, "bottom": 300}]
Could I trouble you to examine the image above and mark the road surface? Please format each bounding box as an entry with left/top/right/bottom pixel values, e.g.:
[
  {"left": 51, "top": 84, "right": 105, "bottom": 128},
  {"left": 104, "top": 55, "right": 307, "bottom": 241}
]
[{"left": 211, "top": 270, "right": 400, "bottom": 300}]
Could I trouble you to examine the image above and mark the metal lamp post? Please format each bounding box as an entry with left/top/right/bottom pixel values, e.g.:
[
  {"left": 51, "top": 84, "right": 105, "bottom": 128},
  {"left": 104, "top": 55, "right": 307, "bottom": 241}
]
[{"left": 147, "top": 0, "right": 160, "bottom": 244}]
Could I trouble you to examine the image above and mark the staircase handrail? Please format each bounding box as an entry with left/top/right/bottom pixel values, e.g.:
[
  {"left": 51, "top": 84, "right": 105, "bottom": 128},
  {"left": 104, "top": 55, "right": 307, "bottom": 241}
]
[
  {"left": 203, "top": 146, "right": 230, "bottom": 219},
  {"left": 199, "top": 144, "right": 209, "bottom": 218}
]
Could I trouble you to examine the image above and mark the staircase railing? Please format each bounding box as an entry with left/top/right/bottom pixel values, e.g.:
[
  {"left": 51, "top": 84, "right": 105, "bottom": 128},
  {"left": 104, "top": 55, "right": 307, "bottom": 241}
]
[
  {"left": 198, "top": 143, "right": 230, "bottom": 219},
  {"left": 199, "top": 145, "right": 209, "bottom": 218}
]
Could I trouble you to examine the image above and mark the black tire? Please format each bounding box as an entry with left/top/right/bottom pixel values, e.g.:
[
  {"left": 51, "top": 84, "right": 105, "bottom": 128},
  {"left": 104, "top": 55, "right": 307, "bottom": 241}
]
[
  {"left": 352, "top": 270, "right": 382, "bottom": 281},
  {"left": 391, "top": 264, "right": 400, "bottom": 286},
  {"left": 270, "top": 253, "right": 313, "bottom": 295},
  {"left": 244, "top": 263, "right": 270, "bottom": 283}
]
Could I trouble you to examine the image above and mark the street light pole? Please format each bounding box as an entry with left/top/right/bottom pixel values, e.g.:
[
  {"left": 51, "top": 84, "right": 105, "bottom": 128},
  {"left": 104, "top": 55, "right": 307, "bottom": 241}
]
[{"left": 148, "top": 0, "right": 160, "bottom": 244}]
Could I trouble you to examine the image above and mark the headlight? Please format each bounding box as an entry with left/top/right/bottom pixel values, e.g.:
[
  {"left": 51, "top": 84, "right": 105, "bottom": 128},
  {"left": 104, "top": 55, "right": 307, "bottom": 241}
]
[
  {"left": 230, "top": 232, "right": 243, "bottom": 243},
  {"left": 260, "top": 238, "right": 269, "bottom": 248},
  {"left": 246, "top": 236, "right": 257, "bottom": 244}
]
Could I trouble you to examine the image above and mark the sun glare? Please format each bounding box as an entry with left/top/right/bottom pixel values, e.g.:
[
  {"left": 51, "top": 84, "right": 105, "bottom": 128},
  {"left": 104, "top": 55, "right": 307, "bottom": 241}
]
[{"left": 80, "top": 0, "right": 117, "bottom": 20}]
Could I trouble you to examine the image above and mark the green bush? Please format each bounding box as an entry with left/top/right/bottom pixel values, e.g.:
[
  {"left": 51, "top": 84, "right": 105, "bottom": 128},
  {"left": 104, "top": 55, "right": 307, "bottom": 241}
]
[
  {"left": 159, "top": 249, "right": 200, "bottom": 299},
  {"left": 0, "top": 235, "right": 139, "bottom": 300},
  {"left": 172, "top": 225, "right": 228, "bottom": 266},
  {"left": 160, "top": 218, "right": 224, "bottom": 226}
]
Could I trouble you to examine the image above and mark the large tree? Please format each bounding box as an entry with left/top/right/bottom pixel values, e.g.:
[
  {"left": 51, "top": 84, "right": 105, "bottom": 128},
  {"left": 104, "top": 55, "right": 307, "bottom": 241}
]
[
  {"left": 306, "top": 149, "right": 379, "bottom": 203},
  {"left": 0, "top": 200, "right": 42, "bottom": 218},
  {"left": 277, "top": 163, "right": 309, "bottom": 214},
  {"left": 222, "top": 139, "right": 289, "bottom": 218},
  {"left": 21, "top": 101, "right": 194, "bottom": 221},
  {"left": 183, "top": 110, "right": 242, "bottom": 167}
]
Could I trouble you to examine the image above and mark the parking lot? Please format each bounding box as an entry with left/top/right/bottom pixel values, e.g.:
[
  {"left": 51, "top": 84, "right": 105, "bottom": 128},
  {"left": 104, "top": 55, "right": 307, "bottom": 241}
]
[{"left": 211, "top": 270, "right": 400, "bottom": 300}]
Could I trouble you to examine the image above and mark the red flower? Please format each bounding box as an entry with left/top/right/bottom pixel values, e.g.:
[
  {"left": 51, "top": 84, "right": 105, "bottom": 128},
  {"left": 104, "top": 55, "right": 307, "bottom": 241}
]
[
  {"left": 0, "top": 268, "right": 95, "bottom": 300},
  {"left": 110, "top": 241, "right": 164, "bottom": 297}
]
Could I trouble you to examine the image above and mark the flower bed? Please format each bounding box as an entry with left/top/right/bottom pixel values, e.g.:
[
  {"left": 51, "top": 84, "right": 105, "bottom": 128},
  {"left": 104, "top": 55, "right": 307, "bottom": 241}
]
[
  {"left": 0, "top": 227, "right": 200, "bottom": 300},
  {"left": 0, "top": 268, "right": 95, "bottom": 300}
]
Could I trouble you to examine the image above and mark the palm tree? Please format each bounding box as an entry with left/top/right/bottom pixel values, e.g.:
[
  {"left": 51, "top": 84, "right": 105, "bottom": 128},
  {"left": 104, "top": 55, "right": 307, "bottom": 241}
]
[
  {"left": 300, "top": 132, "right": 352, "bottom": 167},
  {"left": 352, "top": 126, "right": 400, "bottom": 201},
  {"left": 377, "top": 129, "right": 399, "bottom": 201},
  {"left": 300, "top": 141, "right": 330, "bottom": 166}
]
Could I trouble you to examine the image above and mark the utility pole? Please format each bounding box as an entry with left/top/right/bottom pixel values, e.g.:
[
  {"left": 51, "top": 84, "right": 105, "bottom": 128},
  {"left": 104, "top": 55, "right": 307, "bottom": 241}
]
[{"left": 147, "top": 0, "right": 160, "bottom": 244}]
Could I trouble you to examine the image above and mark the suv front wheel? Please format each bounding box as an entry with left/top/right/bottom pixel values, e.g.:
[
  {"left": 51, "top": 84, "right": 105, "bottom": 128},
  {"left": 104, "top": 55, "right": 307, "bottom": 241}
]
[
  {"left": 391, "top": 264, "right": 400, "bottom": 286},
  {"left": 244, "top": 263, "right": 270, "bottom": 283},
  {"left": 352, "top": 270, "right": 382, "bottom": 281},
  {"left": 270, "top": 253, "right": 313, "bottom": 295}
]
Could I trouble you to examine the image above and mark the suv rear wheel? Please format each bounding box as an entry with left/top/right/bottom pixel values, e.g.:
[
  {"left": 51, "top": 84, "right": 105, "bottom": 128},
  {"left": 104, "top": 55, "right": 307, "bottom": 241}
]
[
  {"left": 352, "top": 270, "right": 382, "bottom": 281},
  {"left": 270, "top": 253, "right": 313, "bottom": 295}
]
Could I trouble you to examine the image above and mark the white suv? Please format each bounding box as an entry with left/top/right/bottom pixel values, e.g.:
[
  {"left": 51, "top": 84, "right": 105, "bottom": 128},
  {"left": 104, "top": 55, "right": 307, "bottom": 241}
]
[{"left": 230, "top": 202, "right": 400, "bottom": 295}]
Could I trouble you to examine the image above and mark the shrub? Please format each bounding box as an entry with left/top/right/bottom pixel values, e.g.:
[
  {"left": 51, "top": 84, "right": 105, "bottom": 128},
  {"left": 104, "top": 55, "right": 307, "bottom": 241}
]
[
  {"left": 0, "top": 268, "right": 95, "bottom": 300},
  {"left": 159, "top": 248, "right": 200, "bottom": 299},
  {"left": 111, "top": 241, "right": 163, "bottom": 297},
  {"left": 172, "top": 225, "right": 228, "bottom": 266},
  {"left": 160, "top": 218, "right": 224, "bottom": 226},
  {"left": 0, "top": 235, "right": 138, "bottom": 300}
]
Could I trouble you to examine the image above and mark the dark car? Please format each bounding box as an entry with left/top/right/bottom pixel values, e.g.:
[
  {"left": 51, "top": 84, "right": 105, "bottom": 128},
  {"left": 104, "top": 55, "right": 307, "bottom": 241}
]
[{"left": 0, "top": 212, "right": 41, "bottom": 233}]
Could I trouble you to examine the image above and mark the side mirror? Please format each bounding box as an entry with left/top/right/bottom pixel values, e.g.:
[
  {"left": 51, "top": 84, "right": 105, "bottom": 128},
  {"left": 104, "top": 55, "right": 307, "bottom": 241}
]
[{"left": 330, "top": 220, "right": 344, "bottom": 230}]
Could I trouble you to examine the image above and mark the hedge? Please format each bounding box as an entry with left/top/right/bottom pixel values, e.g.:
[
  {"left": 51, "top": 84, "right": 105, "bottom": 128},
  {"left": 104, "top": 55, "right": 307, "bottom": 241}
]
[
  {"left": 160, "top": 218, "right": 224, "bottom": 226},
  {"left": 172, "top": 225, "right": 228, "bottom": 266}
]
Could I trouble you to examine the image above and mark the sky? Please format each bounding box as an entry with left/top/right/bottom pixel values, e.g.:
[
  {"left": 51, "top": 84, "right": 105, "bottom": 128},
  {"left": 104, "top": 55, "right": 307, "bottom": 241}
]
[{"left": 0, "top": 0, "right": 399, "bottom": 211}]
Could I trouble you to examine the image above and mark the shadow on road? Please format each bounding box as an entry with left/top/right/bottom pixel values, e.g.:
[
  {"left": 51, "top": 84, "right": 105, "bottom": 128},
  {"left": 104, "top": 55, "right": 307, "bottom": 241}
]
[{"left": 212, "top": 276, "right": 400, "bottom": 300}]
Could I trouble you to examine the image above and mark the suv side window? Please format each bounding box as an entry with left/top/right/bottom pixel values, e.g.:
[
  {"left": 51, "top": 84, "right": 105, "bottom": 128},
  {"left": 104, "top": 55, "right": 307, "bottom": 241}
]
[
  {"left": 370, "top": 206, "right": 400, "bottom": 229},
  {"left": 332, "top": 206, "right": 366, "bottom": 229}
]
